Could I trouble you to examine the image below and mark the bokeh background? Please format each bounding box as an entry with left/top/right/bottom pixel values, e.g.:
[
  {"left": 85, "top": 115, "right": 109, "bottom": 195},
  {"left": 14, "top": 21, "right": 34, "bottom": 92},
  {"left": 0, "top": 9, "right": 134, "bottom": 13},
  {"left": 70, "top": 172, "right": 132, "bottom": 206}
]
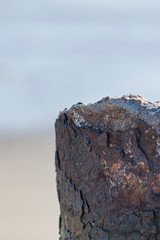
[{"left": 0, "top": 0, "right": 160, "bottom": 239}]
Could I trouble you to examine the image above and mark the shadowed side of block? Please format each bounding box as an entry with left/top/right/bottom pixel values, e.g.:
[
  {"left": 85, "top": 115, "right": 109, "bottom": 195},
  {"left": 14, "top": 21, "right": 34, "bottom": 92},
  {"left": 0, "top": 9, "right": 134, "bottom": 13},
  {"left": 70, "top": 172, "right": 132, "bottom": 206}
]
[{"left": 55, "top": 95, "right": 160, "bottom": 240}]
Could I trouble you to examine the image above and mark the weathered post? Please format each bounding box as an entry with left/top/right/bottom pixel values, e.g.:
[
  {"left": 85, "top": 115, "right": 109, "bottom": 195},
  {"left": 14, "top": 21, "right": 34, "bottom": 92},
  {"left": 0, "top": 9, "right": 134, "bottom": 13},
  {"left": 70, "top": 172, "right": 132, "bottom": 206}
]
[{"left": 55, "top": 95, "right": 160, "bottom": 240}]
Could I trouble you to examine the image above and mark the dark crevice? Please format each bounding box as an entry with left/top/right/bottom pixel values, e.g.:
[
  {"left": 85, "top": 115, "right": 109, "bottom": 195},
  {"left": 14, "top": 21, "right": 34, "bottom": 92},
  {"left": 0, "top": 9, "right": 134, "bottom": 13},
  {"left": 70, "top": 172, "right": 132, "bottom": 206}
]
[
  {"left": 107, "top": 131, "right": 110, "bottom": 147},
  {"left": 69, "top": 177, "right": 77, "bottom": 191},
  {"left": 89, "top": 145, "right": 93, "bottom": 152},
  {"left": 135, "top": 128, "right": 153, "bottom": 171},
  {"left": 70, "top": 123, "right": 77, "bottom": 138},
  {"left": 64, "top": 117, "right": 78, "bottom": 145},
  {"left": 80, "top": 190, "right": 86, "bottom": 229},
  {"left": 63, "top": 112, "right": 68, "bottom": 124},
  {"left": 55, "top": 150, "right": 61, "bottom": 169},
  {"left": 63, "top": 113, "right": 72, "bottom": 144},
  {"left": 64, "top": 172, "right": 77, "bottom": 191},
  {"left": 153, "top": 210, "right": 159, "bottom": 239},
  {"left": 59, "top": 215, "right": 62, "bottom": 234},
  {"left": 85, "top": 198, "right": 90, "bottom": 213}
]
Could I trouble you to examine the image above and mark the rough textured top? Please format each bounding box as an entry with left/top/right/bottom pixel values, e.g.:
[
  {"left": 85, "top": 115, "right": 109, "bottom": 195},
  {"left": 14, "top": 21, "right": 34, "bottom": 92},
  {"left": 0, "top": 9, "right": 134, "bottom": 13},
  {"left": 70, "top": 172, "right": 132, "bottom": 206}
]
[
  {"left": 55, "top": 95, "right": 160, "bottom": 240},
  {"left": 61, "top": 95, "right": 160, "bottom": 133}
]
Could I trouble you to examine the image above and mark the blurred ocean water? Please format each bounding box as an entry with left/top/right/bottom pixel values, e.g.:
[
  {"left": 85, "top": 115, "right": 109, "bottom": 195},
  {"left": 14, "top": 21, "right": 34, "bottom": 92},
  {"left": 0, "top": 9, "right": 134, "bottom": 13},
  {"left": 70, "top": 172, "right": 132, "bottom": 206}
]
[{"left": 0, "top": 0, "right": 160, "bottom": 134}]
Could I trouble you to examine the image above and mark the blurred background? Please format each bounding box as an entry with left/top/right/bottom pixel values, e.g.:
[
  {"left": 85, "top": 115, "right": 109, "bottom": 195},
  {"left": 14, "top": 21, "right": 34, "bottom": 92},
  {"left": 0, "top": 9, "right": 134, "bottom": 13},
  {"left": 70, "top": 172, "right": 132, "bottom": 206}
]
[{"left": 0, "top": 0, "right": 160, "bottom": 239}]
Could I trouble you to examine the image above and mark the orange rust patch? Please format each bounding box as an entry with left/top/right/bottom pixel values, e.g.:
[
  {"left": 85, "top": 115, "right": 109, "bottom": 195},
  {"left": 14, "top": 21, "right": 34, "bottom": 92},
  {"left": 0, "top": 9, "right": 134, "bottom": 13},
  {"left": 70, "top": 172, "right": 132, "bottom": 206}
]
[
  {"left": 104, "top": 96, "right": 109, "bottom": 101},
  {"left": 121, "top": 96, "right": 127, "bottom": 101},
  {"left": 112, "top": 162, "right": 120, "bottom": 171},
  {"left": 75, "top": 231, "right": 82, "bottom": 237}
]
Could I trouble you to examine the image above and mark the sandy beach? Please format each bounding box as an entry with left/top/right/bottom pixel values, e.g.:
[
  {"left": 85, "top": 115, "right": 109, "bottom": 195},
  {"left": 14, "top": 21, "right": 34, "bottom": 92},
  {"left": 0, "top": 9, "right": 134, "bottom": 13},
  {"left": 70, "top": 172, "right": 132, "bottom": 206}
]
[{"left": 0, "top": 132, "right": 59, "bottom": 240}]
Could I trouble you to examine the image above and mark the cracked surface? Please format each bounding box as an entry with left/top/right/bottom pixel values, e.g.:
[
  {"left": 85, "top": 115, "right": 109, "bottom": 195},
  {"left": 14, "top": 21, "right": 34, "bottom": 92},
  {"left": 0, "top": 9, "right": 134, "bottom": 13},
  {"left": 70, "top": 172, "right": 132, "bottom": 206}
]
[{"left": 55, "top": 95, "right": 160, "bottom": 240}]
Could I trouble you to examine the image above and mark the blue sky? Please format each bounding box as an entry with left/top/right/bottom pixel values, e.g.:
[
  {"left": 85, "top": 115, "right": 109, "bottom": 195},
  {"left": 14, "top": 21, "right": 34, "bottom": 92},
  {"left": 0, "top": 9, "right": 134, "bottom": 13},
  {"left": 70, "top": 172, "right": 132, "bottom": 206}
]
[{"left": 0, "top": 0, "right": 160, "bottom": 134}]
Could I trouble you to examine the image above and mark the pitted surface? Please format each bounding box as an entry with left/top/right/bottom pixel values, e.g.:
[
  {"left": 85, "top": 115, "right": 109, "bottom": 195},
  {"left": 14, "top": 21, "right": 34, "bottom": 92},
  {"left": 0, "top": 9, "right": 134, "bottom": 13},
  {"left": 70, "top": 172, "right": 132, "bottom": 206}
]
[{"left": 55, "top": 95, "right": 160, "bottom": 240}]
